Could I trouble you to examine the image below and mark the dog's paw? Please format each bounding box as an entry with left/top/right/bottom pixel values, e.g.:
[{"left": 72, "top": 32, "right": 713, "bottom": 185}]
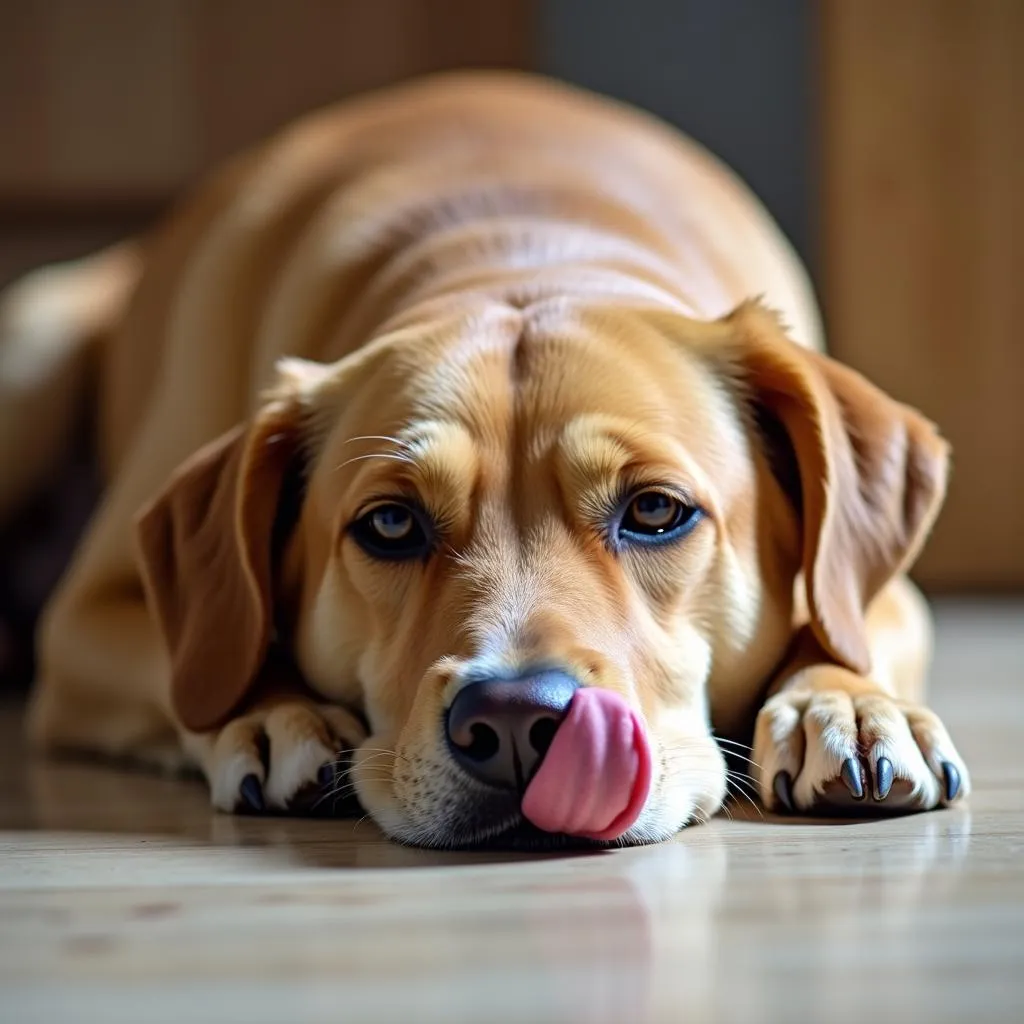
[
  {"left": 753, "top": 682, "right": 970, "bottom": 816},
  {"left": 199, "top": 701, "right": 367, "bottom": 815}
]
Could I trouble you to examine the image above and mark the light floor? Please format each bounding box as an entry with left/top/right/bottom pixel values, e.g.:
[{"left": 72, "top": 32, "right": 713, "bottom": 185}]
[{"left": 1, "top": 600, "right": 1022, "bottom": 1024}]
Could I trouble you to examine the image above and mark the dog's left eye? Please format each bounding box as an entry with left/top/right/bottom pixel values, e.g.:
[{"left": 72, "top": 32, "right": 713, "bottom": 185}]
[
  {"left": 617, "top": 490, "right": 703, "bottom": 545},
  {"left": 350, "top": 502, "right": 433, "bottom": 561}
]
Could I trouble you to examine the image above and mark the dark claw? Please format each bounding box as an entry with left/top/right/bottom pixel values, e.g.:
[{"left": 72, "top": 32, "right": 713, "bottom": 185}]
[
  {"left": 239, "top": 774, "right": 265, "bottom": 812},
  {"left": 773, "top": 771, "right": 795, "bottom": 812},
  {"left": 941, "top": 761, "right": 961, "bottom": 801},
  {"left": 873, "top": 757, "right": 894, "bottom": 801},
  {"left": 318, "top": 763, "right": 336, "bottom": 789},
  {"left": 840, "top": 758, "right": 865, "bottom": 800}
]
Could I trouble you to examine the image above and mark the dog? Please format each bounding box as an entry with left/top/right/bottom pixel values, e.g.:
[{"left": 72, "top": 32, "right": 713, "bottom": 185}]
[{"left": 0, "top": 72, "right": 968, "bottom": 848}]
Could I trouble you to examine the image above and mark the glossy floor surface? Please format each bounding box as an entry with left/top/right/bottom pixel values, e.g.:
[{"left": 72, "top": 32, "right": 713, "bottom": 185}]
[{"left": 1, "top": 600, "right": 1022, "bottom": 1023}]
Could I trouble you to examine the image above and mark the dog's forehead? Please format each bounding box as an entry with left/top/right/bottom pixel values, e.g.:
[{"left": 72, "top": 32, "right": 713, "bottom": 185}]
[
  {"left": 386, "top": 304, "right": 737, "bottom": 450},
  {"left": 319, "top": 303, "right": 750, "bottom": 512}
]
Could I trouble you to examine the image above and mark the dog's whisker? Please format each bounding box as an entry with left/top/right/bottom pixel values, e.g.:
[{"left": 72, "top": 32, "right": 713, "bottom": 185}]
[
  {"left": 336, "top": 451, "right": 415, "bottom": 471},
  {"left": 313, "top": 775, "right": 393, "bottom": 808},
  {"left": 714, "top": 736, "right": 754, "bottom": 751},
  {"left": 348, "top": 750, "right": 401, "bottom": 764},
  {"left": 728, "top": 795, "right": 765, "bottom": 822},
  {"left": 321, "top": 764, "right": 395, "bottom": 785},
  {"left": 319, "top": 766, "right": 386, "bottom": 786},
  {"left": 323, "top": 748, "right": 408, "bottom": 767},
  {"left": 443, "top": 542, "right": 469, "bottom": 564},
  {"left": 713, "top": 738, "right": 764, "bottom": 767},
  {"left": 320, "top": 781, "right": 383, "bottom": 803},
  {"left": 720, "top": 752, "right": 765, "bottom": 772},
  {"left": 344, "top": 434, "right": 414, "bottom": 450},
  {"left": 727, "top": 776, "right": 762, "bottom": 805},
  {"left": 328, "top": 766, "right": 395, "bottom": 784},
  {"left": 690, "top": 806, "right": 712, "bottom": 825},
  {"left": 725, "top": 765, "right": 761, "bottom": 790},
  {"left": 725, "top": 764, "right": 760, "bottom": 788},
  {"left": 725, "top": 770, "right": 765, "bottom": 820},
  {"left": 726, "top": 788, "right": 762, "bottom": 815},
  {"left": 328, "top": 769, "right": 394, "bottom": 786},
  {"left": 657, "top": 742, "right": 766, "bottom": 776}
]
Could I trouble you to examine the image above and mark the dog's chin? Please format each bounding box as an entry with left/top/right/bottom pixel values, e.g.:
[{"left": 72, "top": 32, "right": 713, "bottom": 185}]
[
  {"left": 394, "top": 818, "right": 621, "bottom": 852},
  {"left": 366, "top": 773, "right": 692, "bottom": 852},
  {"left": 452, "top": 819, "right": 614, "bottom": 852},
  {"left": 387, "top": 810, "right": 674, "bottom": 852}
]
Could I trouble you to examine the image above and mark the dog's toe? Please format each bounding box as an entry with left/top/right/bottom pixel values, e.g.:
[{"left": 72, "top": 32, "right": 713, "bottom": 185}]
[
  {"left": 203, "top": 700, "right": 368, "bottom": 816},
  {"left": 239, "top": 773, "right": 265, "bottom": 812},
  {"left": 772, "top": 770, "right": 796, "bottom": 812},
  {"left": 942, "top": 761, "right": 962, "bottom": 801},
  {"left": 755, "top": 687, "right": 970, "bottom": 817},
  {"left": 205, "top": 716, "right": 270, "bottom": 812},
  {"left": 259, "top": 703, "right": 338, "bottom": 809},
  {"left": 840, "top": 756, "right": 865, "bottom": 800},
  {"left": 872, "top": 755, "right": 894, "bottom": 802}
]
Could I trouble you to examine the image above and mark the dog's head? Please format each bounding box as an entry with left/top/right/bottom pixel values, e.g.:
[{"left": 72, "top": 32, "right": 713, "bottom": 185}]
[{"left": 135, "top": 298, "right": 948, "bottom": 848}]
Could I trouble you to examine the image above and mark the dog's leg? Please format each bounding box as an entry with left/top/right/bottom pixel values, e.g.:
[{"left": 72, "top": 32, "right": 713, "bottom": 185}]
[
  {"left": 180, "top": 660, "right": 367, "bottom": 815},
  {"left": 752, "top": 576, "right": 970, "bottom": 814},
  {"left": 27, "top": 590, "right": 187, "bottom": 772},
  {"left": 32, "top": 530, "right": 367, "bottom": 808}
]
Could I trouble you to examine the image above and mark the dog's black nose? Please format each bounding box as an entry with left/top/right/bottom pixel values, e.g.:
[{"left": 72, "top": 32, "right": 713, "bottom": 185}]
[{"left": 445, "top": 670, "right": 579, "bottom": 790}]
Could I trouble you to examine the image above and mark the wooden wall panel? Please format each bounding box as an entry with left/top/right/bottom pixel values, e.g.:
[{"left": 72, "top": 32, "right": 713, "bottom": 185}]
[
  {"left": 0, "top": 0, "right": 533, "bottom": 289},
  {"left": 0, "top": 0, "right": 534, "bottom": 210},
  {"left": 820, "top": 0, "right": 1024, "bottom": 588}
]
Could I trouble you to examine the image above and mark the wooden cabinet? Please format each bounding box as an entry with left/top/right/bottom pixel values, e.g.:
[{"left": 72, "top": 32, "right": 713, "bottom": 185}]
[
  {"left": 820, "top": 0, "right": 1024, "bottom": 588},
  {"left": 0, "top": 0, "right": 533, "bottom": 281}
]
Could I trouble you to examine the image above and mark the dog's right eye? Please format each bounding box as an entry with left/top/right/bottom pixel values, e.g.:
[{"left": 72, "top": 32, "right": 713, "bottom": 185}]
[
  {"left": 349, "top": 502, "right": 433, "bottom": 561},
  {"left": 614, "top": 488, "right": 704, "bottom": 548}
]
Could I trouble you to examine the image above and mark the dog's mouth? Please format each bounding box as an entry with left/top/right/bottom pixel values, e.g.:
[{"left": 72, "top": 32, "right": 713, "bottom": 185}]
[
  {"left": 313, "top": 689, "right": 657, "bottom": 849},
  {"left": 348, "top": 687, "right": 657, "bottom": 850}
]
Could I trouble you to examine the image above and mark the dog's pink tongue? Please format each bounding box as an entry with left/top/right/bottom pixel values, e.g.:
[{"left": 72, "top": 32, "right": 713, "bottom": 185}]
[{"left": 521, "top": 688, "right": 652, "bottom": 841}]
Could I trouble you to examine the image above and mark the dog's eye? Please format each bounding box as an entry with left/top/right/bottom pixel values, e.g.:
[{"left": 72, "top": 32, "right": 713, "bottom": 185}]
[
  {"left": 370, "top": 505, "right": 415, "bottom": 540},
  {"left": 350, "top": 502, "right": 432, "bottom": 561},
  {"left": 617, "top": 490, "right": 703, "bottom": 545}
]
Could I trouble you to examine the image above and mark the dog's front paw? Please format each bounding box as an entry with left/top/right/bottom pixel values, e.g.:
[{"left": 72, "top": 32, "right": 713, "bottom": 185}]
[
  {"left": 198, "top": 700, "right": 367, "bottom": 815},
  {"left": 753, "top": 674, "right": 970, "bottom": 816}
]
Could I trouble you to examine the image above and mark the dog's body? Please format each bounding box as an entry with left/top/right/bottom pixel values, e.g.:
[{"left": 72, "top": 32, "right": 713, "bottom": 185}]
[{"left": 1, "top": 73, "right": 966, "bottom": 847}]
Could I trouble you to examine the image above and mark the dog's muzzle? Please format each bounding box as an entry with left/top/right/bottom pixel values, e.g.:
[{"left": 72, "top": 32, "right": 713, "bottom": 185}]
[{"left": 445, "top": 670, "right": 652, "bottom": 840}]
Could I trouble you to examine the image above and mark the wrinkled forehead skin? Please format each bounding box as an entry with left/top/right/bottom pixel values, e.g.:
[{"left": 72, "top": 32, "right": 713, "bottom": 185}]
[{"left": 318, "top": 297, "right": 754, "bottom": 536}]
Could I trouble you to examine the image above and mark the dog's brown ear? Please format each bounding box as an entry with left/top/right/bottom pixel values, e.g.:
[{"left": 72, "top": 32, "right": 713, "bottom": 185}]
[
  {"left": 134, "top": 386, "right": 310, "bottom": 734},
  {"left": 724, "top": 302, "right": 949, "bottom": 674}
]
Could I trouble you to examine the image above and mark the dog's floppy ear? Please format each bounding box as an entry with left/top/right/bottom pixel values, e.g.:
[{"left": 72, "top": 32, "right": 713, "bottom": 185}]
[
  {"left": 135, "top": 360, "right": 325, "bottom": 733},
  {"left": 723, "top": 301, "right": 949, "bottom": 674}
]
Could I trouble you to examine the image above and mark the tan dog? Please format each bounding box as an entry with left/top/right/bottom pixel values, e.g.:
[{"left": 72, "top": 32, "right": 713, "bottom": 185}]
[{"left": 0, "top": 72, "right": 968, "bottom": 848}]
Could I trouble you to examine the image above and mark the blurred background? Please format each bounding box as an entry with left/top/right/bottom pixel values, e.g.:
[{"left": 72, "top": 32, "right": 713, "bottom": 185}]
[{"left": 1, "top": 0, "right": 1021, "bottom": 688}]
